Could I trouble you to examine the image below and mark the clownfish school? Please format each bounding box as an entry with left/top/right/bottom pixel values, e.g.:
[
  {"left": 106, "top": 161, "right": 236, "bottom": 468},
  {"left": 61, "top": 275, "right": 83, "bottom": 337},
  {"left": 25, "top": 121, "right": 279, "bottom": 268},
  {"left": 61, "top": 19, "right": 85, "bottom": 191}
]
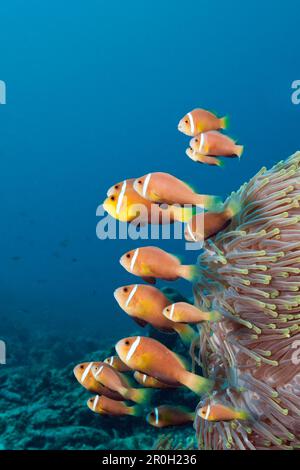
[{"left": 74, "top": 106, "right": 249, "bottom": 432}]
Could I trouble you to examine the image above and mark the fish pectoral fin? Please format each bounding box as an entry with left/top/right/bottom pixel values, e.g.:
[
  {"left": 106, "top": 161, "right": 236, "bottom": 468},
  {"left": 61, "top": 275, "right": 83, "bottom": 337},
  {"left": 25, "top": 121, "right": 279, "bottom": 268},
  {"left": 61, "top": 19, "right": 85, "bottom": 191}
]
[
  {"left": 150, "top": 190, "right": 162, "bottom": 202},
  {"left": 132, "top": 316, "right": 147, "bottom": 328},
  {"left": 141, "top": 276, "right": 156, "bottom": 285}
]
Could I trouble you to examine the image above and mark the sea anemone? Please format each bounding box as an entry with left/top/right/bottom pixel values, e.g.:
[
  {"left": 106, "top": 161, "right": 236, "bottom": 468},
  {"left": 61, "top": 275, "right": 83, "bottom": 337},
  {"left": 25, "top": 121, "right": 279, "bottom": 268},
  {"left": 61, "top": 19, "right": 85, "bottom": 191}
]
[{"left": 193, "top": 152, "right": 300, "bottom": 450}]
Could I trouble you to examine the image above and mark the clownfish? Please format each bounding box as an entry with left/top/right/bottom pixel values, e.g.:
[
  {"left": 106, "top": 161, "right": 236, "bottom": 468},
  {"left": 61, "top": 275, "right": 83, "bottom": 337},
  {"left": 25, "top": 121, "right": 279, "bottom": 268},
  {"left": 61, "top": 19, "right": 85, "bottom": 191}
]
[
  {"left": 119, "top": 246, "right": 199, "bottom": 284},
  {"left": 185, "top": 147, "right": 224, "bottom": 167},
  {"left": 190, "top": 131, "right": 243, "bottom": 158},
  {"left": 185, "top": 193, "right": 240, "bottom": 242},
  {"left": 198, "top": 403, "right": 250, "bottom": 422},
  {"left": 178, "top": 108, "right": 228, "bottom": 136},
  {"left": 163, "top": 302, "right": 222, "bottom": 324},
  {"left": 87, "top": 395, "right": 142, "bottom": 417},
  {"left": 133, "top": 172, "right": 221, "bottom": 210},
  {"left": 133, "top": 371, "right": 180, "bottom": 389},
  {"left": 114, "top": 284, "right": 197, "bottom": 345},
  {"left": 91, "top": 362, "right": 152, "bottom": 404},
  {"left": 146, "top": 405, "right": 195, "bottom": 428},
  {"left": 115, "top": 336, "right": 214, "bottom": 395},
  {"left": 73, "top": 362, "right": 123, "bottom": 401}
]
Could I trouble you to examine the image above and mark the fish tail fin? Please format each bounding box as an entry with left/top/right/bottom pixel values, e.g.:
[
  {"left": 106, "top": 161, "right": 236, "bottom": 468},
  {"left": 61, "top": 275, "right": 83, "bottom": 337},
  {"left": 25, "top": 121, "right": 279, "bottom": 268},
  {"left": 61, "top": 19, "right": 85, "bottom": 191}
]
[
  {"left": 177, "top": 264, "right": 200, "bottom": 282},
  {"left": 172, "top": 205, "right": 196, "bottom": 223},
  {"left": 173, "top": 323, "right": 198, "bottom": 346},
  {"left": 124, "top": 387, "right": 153, "bottom": 404},
  {"left": 220, "top": 115, "right": 229, "bottom": 129},
  {"left": 234, "top": 145, "right": 244, "bottom": 158},
  {"left": 237, "top": 409, "right": 251, "bottom": 421},
  {"left": 181, "top": 371, "right": 214, "bottom": 396},
  {"left": 129, "top": 405, "right": 144, "bottom": 417},
  {"left": 196, "top": 194, "right": 223, "bottom": 211},
  {"left": 225, "top": 193, "right": 241, "bottom": 219}
]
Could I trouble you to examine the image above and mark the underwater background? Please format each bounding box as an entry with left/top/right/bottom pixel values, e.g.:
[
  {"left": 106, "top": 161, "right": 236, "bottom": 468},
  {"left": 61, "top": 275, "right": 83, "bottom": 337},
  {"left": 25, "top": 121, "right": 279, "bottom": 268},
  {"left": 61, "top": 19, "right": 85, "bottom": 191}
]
[{"left": 0, "top": 0, "right": 300, "bottom": 449}]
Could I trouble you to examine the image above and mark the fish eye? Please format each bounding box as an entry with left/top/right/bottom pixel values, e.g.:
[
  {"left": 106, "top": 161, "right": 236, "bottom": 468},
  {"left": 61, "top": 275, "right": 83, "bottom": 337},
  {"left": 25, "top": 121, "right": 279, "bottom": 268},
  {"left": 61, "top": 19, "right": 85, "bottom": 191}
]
[
  {"left": 126, "top": 253, "right": 131, "bottom": 258},
  {"left": 150, "top": 411, "right": 155, "bottom": 417},
  {"left": 94, "top": 366, "right": 98, "bottom": 370},
  {"left": 123, "top": 287, "right": 128, "bottom": 293},
  {"left": 185, "top": 120, "right": 188, "bottom": 124},
  {"left": 125, "top": 340, "right": 130, "bottom": 346},
  {"left": 90, "top": 398, "right": 94, "bottom": 403},
  {"left": 110, "top": 196, "right": 115, "bottom": 201},
  {"left": 166, "top": 308, "right": 170, "bottom": 312},
  {"left": 138, "top": 180, "right": 142, "bottom": 184},
  {"left": 115, "top": 185, "right": 119, "bottom": 190},
  {"left": 80, "top": 365, "right": 84, "bottom": 369},
  {"left": 195, "top": 138, "right": 198, "bottom": 142}
]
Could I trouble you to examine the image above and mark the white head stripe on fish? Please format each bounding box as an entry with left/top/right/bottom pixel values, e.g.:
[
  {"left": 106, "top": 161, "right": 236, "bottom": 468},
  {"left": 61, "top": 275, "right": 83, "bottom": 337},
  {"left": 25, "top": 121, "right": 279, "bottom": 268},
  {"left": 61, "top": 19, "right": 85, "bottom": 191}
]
[
  {"left": 154, "top": 407, "right": 159, "bottom": 425},
  {"left": 204, "top": 404, "right": 211, "bottom": 420},
  {"left": 126, "top": 336, "right": 141, "bottom": 362},
  {"left": 142, "top": 173, "right": 152, "bottom": 198},
  {"left": 187, "top": 222, "right": 197, "bottom": 242},
  {"left": 187, "top": 112, "right": 194, "bottom": 135},
  {"left": 95, "top": 365, "right": 104, "bottom": 378},
  {"left": 199, "top": 133, "right": 205, "bottom": 153},
  {"left": 93, "top": 395, "right": 100, "bottom": 411},
  {"left": 116, "top": 180, "right": 127, "bottom": 215},
  {"left": 143, "top": 374, "right": 147, "bottom": 383},
  {"left": 109, "top": 357, "right": 114, "bottom": 366},
  {"left": 170, "top": 303, "right": 175, "bottom": 320},
  {"left": 130, "top": 249, "right": 139, "bottom": 272},
  {"left": 125, "top": 284, "right": 138, "bottom": 308},
  {"left": 81, "top": 362, "right": 94, "bottom": 383}
]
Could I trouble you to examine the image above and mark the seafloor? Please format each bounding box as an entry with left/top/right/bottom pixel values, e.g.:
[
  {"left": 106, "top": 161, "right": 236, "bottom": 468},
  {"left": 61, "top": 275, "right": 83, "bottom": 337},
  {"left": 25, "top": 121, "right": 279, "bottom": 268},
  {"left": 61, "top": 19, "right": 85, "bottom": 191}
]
[{"left": 0, "top": 321, "right": 195, "bottom": 450}]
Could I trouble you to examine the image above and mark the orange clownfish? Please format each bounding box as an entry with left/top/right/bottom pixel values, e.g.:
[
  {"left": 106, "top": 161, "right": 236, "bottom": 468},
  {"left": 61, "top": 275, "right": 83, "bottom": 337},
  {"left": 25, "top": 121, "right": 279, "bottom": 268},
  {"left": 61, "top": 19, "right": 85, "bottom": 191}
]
[
  {"left": 91, "top": 362, "right": 152, "bottom": 404},
  {"left": 119, "top": 246, "right": 199, "bottom": 284},
  {"left": 73, "top": 361, "right": 123, "bottom": 401},
  {"left": 133, "top": 371, "right": 180, "bottom": 389},
  {"left": 133, "top": 172, "right": 221, "bottom": 210},
  {"left": 147, "top": 405, "right": 195, "bottom": 428},
  {"left": 87, "top": 395, "right": 142, "bottom": 417},
  {"left": 116, "top": 336, "right": 214, "bottom": 395},
  {"left": 114, "top": 284, "right": 197, "bottom": 345},
  {"left": 163, "top": 302, "right": 222, "bottom": 324},
  {"left": 185, "top": 193, "right": 240, "bottom": 242},
  {"left": 190, "top": 131, "right": 243, "bottom": 158},
  {"left": 198, "top": 403, "right": 250, "bottom": 422},
  {"left": 185, "top": 147, "right": 224, "bottom": 167},
  {"left": 178, "top": 108, "right": 228, "bottom": 136}
]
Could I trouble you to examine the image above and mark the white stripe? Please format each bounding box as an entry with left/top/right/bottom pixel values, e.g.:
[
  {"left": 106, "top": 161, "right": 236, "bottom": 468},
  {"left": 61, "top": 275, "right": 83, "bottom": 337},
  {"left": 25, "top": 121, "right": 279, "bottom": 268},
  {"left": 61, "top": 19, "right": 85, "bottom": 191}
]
[
  {"left": 169, "top": 304, "right": 175, "bottom": 320},
  {"left": 187, "top": 222, "right": 197, "bottom": 242},
  {"left": 130, "top": 249, "right": 139, "bottom": 272},
  {"left": 95, "top": 365, "right": 104, "bottom": 378},
  {"left": 93, "top": 395, "right": 100, "bottom": 411},
  {"left": 199, "top": 133, "right": 205, "bottom": 153},
  {"left": 126, "top": 336, "right": 141, "bottom": 362},
  {"left": 143, "top": 374, "right": 147, "bottom": 383},
  {"left": 109, "top": 357, "right": 114, "bottom": 366},
  {"left": 125, "top": 284, "right": 138, "bottom": 308},
  {"left": 116, "top": 180, "right": 127, "bottom": 215},
  {"left": 154, "top": 407, "right": 159, "bottom": 425},
  {"left": 142, "top": 173, "right": 152, "bottom": 198},
  {"left": 81, "top": 362, "right": 93, "bottom": 384},
  {"left": 187, "top": 112, "right": 195, "bottom": 135},
  {"left": 204, "top": 404, "right": 211, "bottom": 420}
]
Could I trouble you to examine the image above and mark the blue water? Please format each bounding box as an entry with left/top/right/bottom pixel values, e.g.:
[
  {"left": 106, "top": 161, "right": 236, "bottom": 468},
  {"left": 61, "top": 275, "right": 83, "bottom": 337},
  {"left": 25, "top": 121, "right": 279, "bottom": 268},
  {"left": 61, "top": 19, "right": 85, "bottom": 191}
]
[{"left": 1, "top": 0, "right": 300, "bottom": 342}]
